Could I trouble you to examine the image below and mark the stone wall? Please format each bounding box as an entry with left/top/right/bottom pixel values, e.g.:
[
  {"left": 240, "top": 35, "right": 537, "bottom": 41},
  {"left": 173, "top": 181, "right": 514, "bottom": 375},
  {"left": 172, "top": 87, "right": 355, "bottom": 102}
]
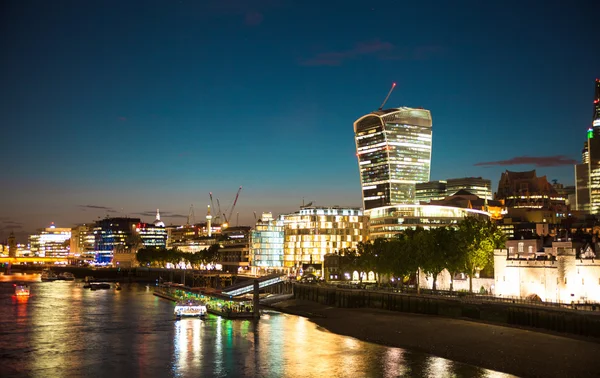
[{"left": 294, "top": 284, "right": 600, "bottom": 338}]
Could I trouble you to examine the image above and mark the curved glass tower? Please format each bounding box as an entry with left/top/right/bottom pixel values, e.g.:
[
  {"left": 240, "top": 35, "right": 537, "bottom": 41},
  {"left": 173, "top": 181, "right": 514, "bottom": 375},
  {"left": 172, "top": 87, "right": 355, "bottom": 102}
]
[{"left": 354, "top": 107, "right": 433, "bottom": 210}]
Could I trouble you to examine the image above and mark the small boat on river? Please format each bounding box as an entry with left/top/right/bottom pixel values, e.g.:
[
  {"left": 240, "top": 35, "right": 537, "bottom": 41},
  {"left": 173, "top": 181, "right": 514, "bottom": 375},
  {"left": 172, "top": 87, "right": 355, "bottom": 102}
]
[
  {"left": 174, "top": 299, "right": 207, "bottom": 319},
  {"left": 115, "top": 282, "right": 122, "bottom": 291},
  {"left": 14, "top": 283, "right": 30, "bottom": 296},
  {"left": 41, "top": 270, "right": 58, "bottom": 282},
  {"left": 90, "top": 283, "right": 111, "bottom": 290},
  {"left": 83, "top": 276, "right": 94, "bottom": 288},
  {"left": 58, "top": 272, "right": 75, "bottom": 281}
]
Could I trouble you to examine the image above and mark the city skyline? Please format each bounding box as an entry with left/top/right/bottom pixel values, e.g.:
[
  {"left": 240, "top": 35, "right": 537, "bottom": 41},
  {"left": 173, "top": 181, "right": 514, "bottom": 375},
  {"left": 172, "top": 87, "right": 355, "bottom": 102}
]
[{"left": 2, "top": 1, "right": 599, "bottom": 240}]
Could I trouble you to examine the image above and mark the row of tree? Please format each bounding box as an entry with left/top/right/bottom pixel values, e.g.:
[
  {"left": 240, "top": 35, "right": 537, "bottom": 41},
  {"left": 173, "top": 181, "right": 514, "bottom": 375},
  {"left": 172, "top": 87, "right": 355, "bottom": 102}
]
[
  {"left": 336, "top": 217, "right": 505, "bottom": 292},
  {"left": 136, "top": 244, "right": 220, "bottom": 269}
]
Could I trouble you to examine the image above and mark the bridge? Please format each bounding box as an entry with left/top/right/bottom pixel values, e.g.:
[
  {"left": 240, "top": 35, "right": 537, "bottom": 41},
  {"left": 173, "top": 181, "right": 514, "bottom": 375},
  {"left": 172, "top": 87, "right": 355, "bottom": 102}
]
[
  {"left": 0, "top": 257, "right": 71, "bottom": 264},
  {"left": 221, "top": 274, "right": 288, "bottom": 297}
]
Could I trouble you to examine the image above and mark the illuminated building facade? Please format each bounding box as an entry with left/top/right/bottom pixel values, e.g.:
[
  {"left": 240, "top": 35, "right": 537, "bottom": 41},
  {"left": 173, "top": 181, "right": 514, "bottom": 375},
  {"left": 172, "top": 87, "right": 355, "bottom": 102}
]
[
  {"left": 354, "top": 107, "right": 433, "bottom": 209},
  {"left": 219, "top": 226, "right": 251, "bottom": 273},
  {"left": 575, "top": 79, "right": 600, "bottom": 213},
  {"left": 447, "top": 177, "right": 492, "bottom": 200},
  {"left": 494, "top": 239, "right": 600, "bottom": 303},
  {"left": 281, "top": 206, "right": 367, "bottom": 276},
  {"left": 496, "top": 170, "right": 566, "bottom": 213},
  {"left": 415, "top": 180, "right": 447, "bottom": 203},
  {"left": 250, "top": 213, "right": 285, "bottom": 275},
  {"left": 134, "top": 223, "right": 167, "bottom": 249},
  {"left": 366, "top": 204, "right": 490, "bottom": 240},
  {"left": 94, "top": 217, "right": 140, "bottom": 263},
  {"left": 70, "top": 224, "right": 96, "bottom": 258},
  {"left": 29, "top": 223, "right": 71, "bottom": 257}
]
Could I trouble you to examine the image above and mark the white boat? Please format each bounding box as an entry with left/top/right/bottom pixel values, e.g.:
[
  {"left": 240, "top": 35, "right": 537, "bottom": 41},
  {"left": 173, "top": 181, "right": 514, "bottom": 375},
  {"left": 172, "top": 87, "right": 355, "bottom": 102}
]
[
  {"left": 14, "top": 283, "right": 30, "bottom": 296},
  {"left": 41, "top": 270, "right": 58, "bottom": 282},
  {"left": 174, "top": 299, "right": 207, "bottom": 319},
  {"left": 58, "top": 272, "right": 75, "bottom": 281}
]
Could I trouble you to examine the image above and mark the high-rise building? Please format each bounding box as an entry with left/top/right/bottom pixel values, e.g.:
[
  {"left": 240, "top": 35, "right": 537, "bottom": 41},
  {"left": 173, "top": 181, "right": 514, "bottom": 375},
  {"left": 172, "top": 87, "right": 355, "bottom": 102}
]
[
  {"left": 415, "top": 180, "right": 447, "bottom": 203},
  {"left": 29, "top": 223, "right": 71, "bottom": 257},
  {"left": 575, "top": 79, "right": 600, "bottom": 213},
  {"left": 354, "top": 107, "right": 433, "bottom": 209},
  {"left": 250, "top": 212, "right": 285, "bottom": 275},
  {"left": 94, "top": 217, "right": 140, "bottom": 263}
]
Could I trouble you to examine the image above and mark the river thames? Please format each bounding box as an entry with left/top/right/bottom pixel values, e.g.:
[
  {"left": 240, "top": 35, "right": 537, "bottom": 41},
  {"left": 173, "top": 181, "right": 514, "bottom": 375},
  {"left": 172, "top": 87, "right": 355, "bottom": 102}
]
[{"left": 0, "top": 275, "right": 513, "bottom": 377}]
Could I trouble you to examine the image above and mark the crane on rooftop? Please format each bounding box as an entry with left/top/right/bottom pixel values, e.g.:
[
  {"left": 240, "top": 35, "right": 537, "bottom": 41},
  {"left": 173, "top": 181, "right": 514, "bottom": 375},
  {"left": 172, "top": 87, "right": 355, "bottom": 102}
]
[{"left": 378, "top": 82, "right": 397, "bottom": 111}]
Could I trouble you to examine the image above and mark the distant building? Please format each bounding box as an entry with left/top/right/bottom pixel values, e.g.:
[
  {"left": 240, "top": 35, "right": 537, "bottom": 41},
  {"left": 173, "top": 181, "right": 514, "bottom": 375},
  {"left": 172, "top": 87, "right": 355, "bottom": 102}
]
[
  {"left": 250, "top": 213, "right": 285, "bottom": 275},
  {"left": 496, "top": 170, "right": 567, "bottom": 214},
  {"left": 366, "top": 204, "right": 490, "bottom": 240},
  {"left": 416, "top": 177, "right": 493, "bottom": 203},
  {"left": 70, "top": 224, "right": 96, "bottom": 258},
  {"left": 429, "top": 190, "right": 504, "bottom": 220},
  {"left": 219, "top": 226, "right": 251, "bottom": 273},
  {"left": 134, "top": 222, "right": 167, "bottom": 249},
  {"left": 494, "top": 238, "right": 600, "bottom": 303},
  {"left": 354, "top": 107, "right": 433, "bottom": 209},
  {"left": 447, "top": 177, "right": 492, "bottom": 200},
  {"left": 29, "top": 223, "right": 71, "bottom": 258},
  {"left": 575, "top": 79, "right": 600, "bottom": 213},
  {"left": 415, "top": 181, "right": 447, "bottom": 203},
  {"left": 94, "top": 217, "right": 140, "bottom": 263},
  {"left": 281, "top": 206, "right": 368, "bottom": 277}
]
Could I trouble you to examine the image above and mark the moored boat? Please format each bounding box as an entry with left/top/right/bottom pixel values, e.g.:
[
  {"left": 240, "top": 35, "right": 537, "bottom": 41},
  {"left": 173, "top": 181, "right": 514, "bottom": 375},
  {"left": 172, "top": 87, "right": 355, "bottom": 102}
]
[
  {"left": 115, "top": 282, "right": 122, "bottom": 291},
  {"left": 90, "top": 282, "right": 111, "bottom": 290},
  {"left": 174, "top": 299, "right": 207, "bottom": 319},
  {"left": 58, "top": 272, "right": 75, "bottom": 281},
  {"left": 83, "top": 276, "right": 94, "bottom": 288},
  {"left": 41, "top": 270, "right": 58, "bottom": 282},
  {"left": 14, "top": 283, "right": 30, "bottom": 296}
]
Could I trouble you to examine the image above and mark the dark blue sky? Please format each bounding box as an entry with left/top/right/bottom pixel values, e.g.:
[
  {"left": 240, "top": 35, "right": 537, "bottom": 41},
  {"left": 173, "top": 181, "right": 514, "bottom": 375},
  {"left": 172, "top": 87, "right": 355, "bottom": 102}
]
[{"left": 2, "top": 0, "right": 599, "bottom": 240}]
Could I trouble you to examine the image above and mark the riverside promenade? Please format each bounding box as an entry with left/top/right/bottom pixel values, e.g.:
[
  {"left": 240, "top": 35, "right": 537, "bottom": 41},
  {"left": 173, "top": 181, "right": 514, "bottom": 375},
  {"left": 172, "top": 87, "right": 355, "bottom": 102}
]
[{"left": 272, "top": 298, "right": 600, "bottom": 378}]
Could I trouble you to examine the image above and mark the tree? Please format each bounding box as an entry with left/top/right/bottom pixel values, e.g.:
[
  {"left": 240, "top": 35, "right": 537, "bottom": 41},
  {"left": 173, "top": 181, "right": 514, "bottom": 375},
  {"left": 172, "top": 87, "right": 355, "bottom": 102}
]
[
  {"left": 457, "top": 217, "right": 505, "bottom": 293},
  {"left": 421, "top": 227, "right": 458, "bottom": 291}
]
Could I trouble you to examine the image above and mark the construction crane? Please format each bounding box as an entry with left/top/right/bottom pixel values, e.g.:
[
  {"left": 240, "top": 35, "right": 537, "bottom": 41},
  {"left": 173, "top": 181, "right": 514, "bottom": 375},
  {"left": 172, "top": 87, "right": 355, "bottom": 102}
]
[
  {"left": 209, "top": 192, "right": 220, "bottom": 224},
  {"left": 225, "top": 186, "right": 242, "bottom": 226},
  {"left": 378, "top": 82, "right": 397, "bottom": 111},
  {"left": 187, "top": 204, "right": 195, "bottom": 226},
  {"left": 253, "top": 211, "right": 257, "bottom": 221},
  {"left": 216, "top": 198, "right": 223, "bottom": 225}
]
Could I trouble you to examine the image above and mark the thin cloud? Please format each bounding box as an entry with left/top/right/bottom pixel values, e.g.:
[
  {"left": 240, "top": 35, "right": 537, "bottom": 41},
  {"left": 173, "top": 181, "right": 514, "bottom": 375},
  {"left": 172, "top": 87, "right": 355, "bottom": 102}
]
[
  {"left": 2, "top": 220, "right": 23, "bottom": 225},
  {"left": 474, "top": 155, "right": 578, "bottom": 168},
  {"left": 79, "top": 205, "right": 115, "bottom": 211},
  {"left": 118, "top": 116, "right": 127, "bottom": 121},
  {"left": 299, "top": 40, "right": 394, "bottom": 66},
  {"left": 0, "top": 224, "right": 23, "bottom": 231}
]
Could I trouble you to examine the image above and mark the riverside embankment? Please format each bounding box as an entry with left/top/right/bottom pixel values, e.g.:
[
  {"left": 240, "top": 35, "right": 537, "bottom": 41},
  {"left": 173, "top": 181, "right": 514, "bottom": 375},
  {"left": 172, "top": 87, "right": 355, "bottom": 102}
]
[
  {"left": 272, "top": 298, "right": 600, "bottom": 378},
  {"left": 294, "top": 284, "right": 600, "bottom": 339}
]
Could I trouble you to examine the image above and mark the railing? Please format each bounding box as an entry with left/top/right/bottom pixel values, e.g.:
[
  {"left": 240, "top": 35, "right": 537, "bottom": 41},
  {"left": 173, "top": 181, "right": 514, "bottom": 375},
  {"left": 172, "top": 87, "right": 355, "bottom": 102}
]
[{"left": 312, "top": 283, "right": 600, "bottom": 312}]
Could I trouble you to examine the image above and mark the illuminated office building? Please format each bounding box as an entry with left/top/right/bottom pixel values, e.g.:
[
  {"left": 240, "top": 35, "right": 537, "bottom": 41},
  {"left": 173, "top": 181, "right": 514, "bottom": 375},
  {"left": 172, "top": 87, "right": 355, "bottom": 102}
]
[
  {"left": 354, "top": 107, "right": 433, "bottom": 209},
  {"left": 29, "top": 223, "right": 71, "bottom": 257},
  {"left": 250, "top": 212, "right": 285, "bottom": 275},
  {"left": 366, "top": 205, "right": 490, "bottom": 240},
  {"left": 281, "top": 206, "right": 367, "bottom": 276},
  {"left": 575, "top": 79, "right": 600, "bottom": 213},
  {"left": 134, "top": 222, "right": 167, "bottom": 249},
  {"left": 94, "top": 217, "right": 140, "bottom": 263},
  {"left": 446, "top": 177, "right": 492, "bottom": 200},
  {"left": 70, "top": 224, "right": 96, "bottom": 258},
  {"left": 415, "top": 180, "right": 447, "bottom": 203}
]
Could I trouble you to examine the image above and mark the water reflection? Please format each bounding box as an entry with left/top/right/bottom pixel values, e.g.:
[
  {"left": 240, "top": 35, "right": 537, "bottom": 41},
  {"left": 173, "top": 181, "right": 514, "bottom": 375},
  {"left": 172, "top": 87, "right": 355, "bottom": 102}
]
[{"left": 0, "top": 281, "right": 514, "bottom": 378}]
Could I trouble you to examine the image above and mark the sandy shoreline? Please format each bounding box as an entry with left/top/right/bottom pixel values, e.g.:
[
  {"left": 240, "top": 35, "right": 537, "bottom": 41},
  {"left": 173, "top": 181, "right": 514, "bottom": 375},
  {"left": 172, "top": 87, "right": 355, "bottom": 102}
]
[{"left": 270, "top": 299, "right": 600, "bottom": 378}]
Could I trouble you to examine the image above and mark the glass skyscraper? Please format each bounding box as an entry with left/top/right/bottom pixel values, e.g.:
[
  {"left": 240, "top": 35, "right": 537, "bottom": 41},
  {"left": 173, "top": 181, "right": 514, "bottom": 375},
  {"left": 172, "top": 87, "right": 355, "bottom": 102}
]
[
  {"left": 575, "top": 79, "right": 600, "bottom": 213},
  {"left": 354, "top": 107, "right": 433, "bottom": 210}
]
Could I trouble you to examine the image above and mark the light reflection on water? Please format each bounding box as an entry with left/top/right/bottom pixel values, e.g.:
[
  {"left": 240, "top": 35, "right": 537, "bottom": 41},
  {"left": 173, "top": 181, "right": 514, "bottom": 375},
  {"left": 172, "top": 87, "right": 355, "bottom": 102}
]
[{"left": 0, "top": 276, "right": 515, "bottom": 378}]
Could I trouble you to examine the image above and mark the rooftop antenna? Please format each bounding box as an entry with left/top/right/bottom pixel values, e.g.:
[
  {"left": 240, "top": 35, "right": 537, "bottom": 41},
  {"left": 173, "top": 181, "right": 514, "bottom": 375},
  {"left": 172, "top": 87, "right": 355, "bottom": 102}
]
[{"left": 378, "top": 82, "right": 397, "bottom": 111}]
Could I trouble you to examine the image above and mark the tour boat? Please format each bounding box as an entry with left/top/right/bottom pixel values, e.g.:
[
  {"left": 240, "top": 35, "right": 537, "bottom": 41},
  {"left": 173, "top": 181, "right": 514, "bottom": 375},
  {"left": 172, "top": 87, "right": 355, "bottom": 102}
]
[
  {"left": 58, "top": 272, "right": 75, "bottom": 281},
  {"left": 174, "top": 299, "right": 207, "bottom": 319},
  {"left": 14, "top": 283, "right": 30, "bottom": 296},
  {"left": 41, "top": 270, "right": 58, "bottom": 282},
  {"left": 90, "top": 282, "right": 111, "bottom": 290}
]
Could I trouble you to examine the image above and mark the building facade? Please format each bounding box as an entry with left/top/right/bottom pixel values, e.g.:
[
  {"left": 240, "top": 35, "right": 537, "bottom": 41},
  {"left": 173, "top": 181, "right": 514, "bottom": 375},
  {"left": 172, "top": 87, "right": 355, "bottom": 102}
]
[
  {"left": 281, "top": 206, "right": 368, "bottom": 277},
  {"left": 70, "top": 224, "right": 96, "bottom": 258},
  {"left": 575, "top": 79, "right": 600, "bottom": 213},
  {"left": 446, "top": 177, "right": 492, "bottom": 200},
  {"left": 29, "top": 223, "right": 71, "bottom": 257},
  {"left": 366, "top": 204, "right": 491, "bottom": 240},
  {"left": 250, "top": 213, "right": 285, "bottom": 275},
  {"left": 494, "top": 239, "right": 600, "bottom": 303},
  {"left": 415, "top": 180, "right": 447, "bottom": 203},
  {"left": 94, "top": 217, "right": 141, "bottom": 263},
  {"left": 354, "top": 107, "right": 433, "bottom": 209}
]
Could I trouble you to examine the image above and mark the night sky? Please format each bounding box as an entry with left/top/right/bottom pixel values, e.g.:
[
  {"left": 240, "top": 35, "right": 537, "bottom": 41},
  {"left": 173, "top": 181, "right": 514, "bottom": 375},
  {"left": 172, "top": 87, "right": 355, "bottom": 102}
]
[{"left": 2, "top": 0, "right": 599, "bottom": 241}]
